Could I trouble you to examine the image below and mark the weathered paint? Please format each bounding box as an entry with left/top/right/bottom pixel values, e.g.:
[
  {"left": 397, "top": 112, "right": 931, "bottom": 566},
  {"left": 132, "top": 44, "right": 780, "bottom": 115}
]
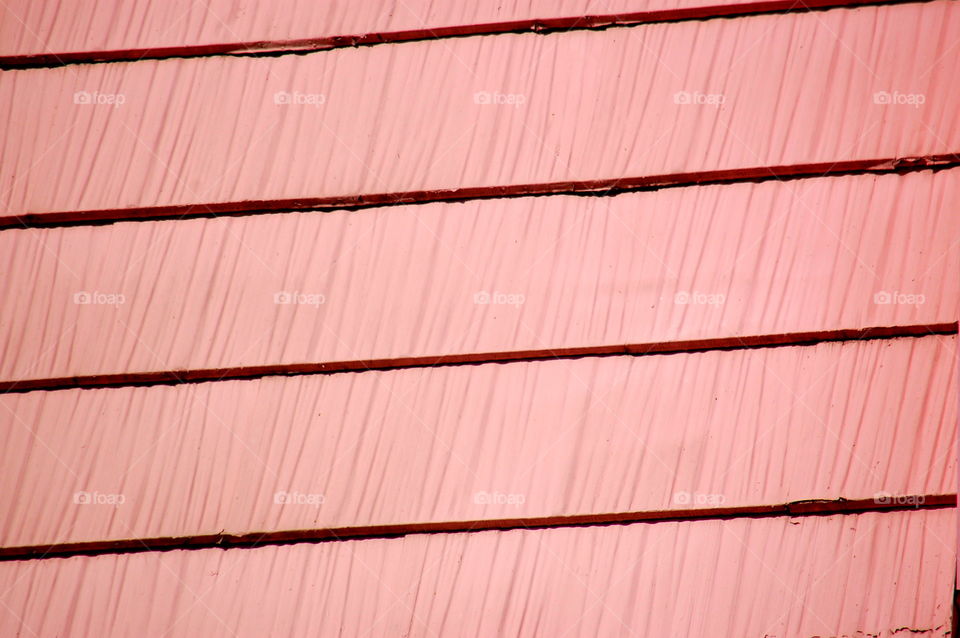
[
  {"left": 0, "top": 2, "right": 957, "bottom": 218},
  {"left": 0, "top": 510, "right": 952, "bottom": 637},
  {"left": 0, "top": 171, "right": 956, "bottom": 382}
]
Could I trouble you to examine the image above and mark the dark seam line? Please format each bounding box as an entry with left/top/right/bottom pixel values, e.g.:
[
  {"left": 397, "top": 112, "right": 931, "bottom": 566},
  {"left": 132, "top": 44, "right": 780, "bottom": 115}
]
[
  {"left": 0, "top": 494, "right": 952, "bottom": 561},
  {"left": 0, "top": 323, "right": 954, "bottom": 395},
  {"left": 2, "top": 155, "right": 958, "bottom": 231},
  {"left": 0, "top": 0, "right": 940, "bottom": 70}
]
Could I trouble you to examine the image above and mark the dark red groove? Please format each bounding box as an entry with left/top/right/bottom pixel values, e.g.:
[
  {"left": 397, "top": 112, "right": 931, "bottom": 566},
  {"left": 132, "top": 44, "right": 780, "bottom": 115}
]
[
  {"left": 0, "top": 0, "right": 937, "bottom": 70},
  {"left": 0, "top": 322, "right": 954, "bottom": 395},
  {"left": 2, "top": 155, "right": 958, "bottom": 231},
  {"left": 1, "top": 494, "right": 951, "bottom": 561}
]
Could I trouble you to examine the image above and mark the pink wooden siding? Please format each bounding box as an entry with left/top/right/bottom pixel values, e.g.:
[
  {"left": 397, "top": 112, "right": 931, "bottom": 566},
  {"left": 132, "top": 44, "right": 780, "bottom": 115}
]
[
  {"left": 1, "top": 171, "right": 957, "bottom": 382},
  {"left": 0, "top": 511, "right": 953, "bottom": 637},
  {"left": 0, "top": 0, "right": 956, "bottom": 635},
  {"left": 0, "top": 2, "right": 958, "bottom": 220},
  {"left": 0, "top": 335, "right": 953, "bottom": 549},
  {"left": 0, "top": 0, "right": 771, "bottom": 60}
]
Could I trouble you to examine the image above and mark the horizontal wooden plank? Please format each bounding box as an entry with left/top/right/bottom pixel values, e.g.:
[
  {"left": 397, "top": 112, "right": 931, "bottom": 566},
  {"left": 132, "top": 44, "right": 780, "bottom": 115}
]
[
  {"left": 0, "top": 335, "right": 953, "bottom": 548},
  {"left": 0, "top": 171, "right": 956, "bottom": 382},
  {"left": 0, "top": 510, "right": 952, "bottom": 637},
  {"left": 0, "top": 1, "right": 957, "bottom": 219}
]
